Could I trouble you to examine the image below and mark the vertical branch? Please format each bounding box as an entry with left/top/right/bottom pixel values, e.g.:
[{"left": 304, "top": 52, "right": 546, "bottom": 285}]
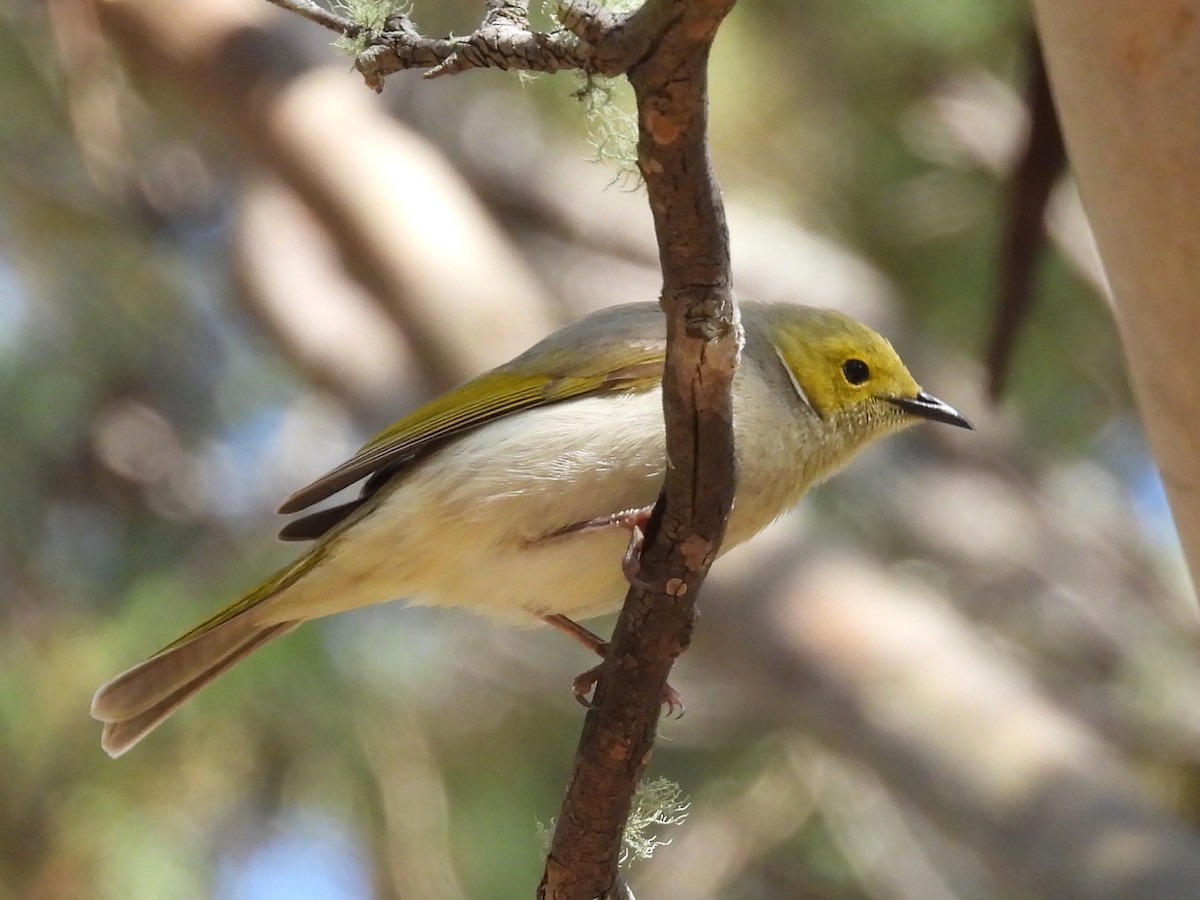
[{"left": 541, "top": 1, "right": 740, "bottom": 898}]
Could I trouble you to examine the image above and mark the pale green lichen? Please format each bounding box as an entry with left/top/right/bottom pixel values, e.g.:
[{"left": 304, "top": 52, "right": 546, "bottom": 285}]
[
  {"left": 534, "top": 0, "right": 640, "bottom": 180},
  {"left": 333, "top": 0, "right": 403, "bottom": 55},
  {"left": 538, "top": 777, "right": 690, "bottom": 867},
  {"left": 536, "top": 817, "right": 554, "bottom": 853},
  {"left": 575, "top": 73, "right": 639, "bottom": 184},
  {"left": 619, "top": 777, "right": 690, "bottom": 864}
]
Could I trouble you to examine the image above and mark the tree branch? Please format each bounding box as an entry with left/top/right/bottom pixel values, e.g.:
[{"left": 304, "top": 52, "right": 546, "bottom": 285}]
[
  {"left": 986, "top": 33, "right": 1066, "bottom": 400},
  {"left": 263, "top": 0, "right": 360, "bottom": 37},
  {"left": 540, "top": 0, "right": 740, "bottom": 896},
  {"left": 304, "top": 0, "right": 659, "bottom": 89}
]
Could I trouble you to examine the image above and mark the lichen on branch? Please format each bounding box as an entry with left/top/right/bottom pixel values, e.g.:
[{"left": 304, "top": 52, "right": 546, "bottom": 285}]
[
  {"left": 267, "top": 0, "right": 654, "bottom": 91},
  {"left": 330, "top": 0, "right": 398, "bottom": 54}
]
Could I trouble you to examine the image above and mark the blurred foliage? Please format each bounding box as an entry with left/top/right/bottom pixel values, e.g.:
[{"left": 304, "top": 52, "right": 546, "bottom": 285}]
[{"left": 1, "top": 1, "right": 1194, "bottom": 899}]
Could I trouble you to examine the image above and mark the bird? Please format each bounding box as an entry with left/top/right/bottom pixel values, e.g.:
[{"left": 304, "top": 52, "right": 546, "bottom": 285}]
[{"left": 91, "top": 300, "right": 971, "bottom": 757}]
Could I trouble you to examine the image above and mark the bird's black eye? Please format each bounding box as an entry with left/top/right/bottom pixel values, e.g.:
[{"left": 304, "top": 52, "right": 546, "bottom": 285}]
[{"left": 842, "top": 358, "right": 870, "bottom": 385}]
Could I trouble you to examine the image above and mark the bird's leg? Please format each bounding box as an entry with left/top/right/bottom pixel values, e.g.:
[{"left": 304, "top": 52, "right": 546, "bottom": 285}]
[
  {"left": 542, "top": 613, "right": 608, "bottom": 657},
  {"left": 540, "top": 611, "right": 685, "bottom": 719},
  {"left": 539, "top": 614, "right": 614, "bottom": 708},
  {"left": 536, "top": 504, "right": 684, "bottom": 715},
  {"left": 537, "top": 505, "right": 655, "bottom": 590}
]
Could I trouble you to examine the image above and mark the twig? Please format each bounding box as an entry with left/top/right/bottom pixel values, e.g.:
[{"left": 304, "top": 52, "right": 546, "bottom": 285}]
[
  {"left": 270, "top": 0, "right": 661, "bottom": 90},
  {"left": 263, "top": 0, "right": 360, "bottom": 37},
  {"left": 353, "top": 16, "right": 615, "bottom": 89},
  {"left": 420, "top": 21, "right": 589, "bottom": 80}
]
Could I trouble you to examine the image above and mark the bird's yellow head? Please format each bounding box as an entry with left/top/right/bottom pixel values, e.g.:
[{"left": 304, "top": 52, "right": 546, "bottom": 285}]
[{"left": 760, "top": 305, "right": 971, "bottom": 436}]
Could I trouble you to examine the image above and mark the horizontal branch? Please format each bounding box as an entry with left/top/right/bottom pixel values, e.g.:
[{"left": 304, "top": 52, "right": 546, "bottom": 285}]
[
  {"left": 267, "top": 0, "right": 654, "bottom": 90},
  {"left": 359, "top": 17, "right": 600, "bottom": 85}
]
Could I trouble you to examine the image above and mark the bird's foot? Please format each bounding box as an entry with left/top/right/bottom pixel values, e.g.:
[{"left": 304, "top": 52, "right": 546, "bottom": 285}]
[
  {"left": 571, "top": 664, "right": 685, "bottom": 717},
  {"left": 620, "top": 521, "right": 651, "bottom": 592},
  {"left": 538, "top": 505, "right": 679, "bottom": 712},
  {"left": 542, "top": 613, "right": 685, "bottom": 717}
]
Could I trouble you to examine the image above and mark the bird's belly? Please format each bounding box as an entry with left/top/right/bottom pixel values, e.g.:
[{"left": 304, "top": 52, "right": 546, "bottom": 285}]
[
  {"left": 275, "top": 524, "right": 637, "bottom": 625},
  {"left": 418, "top": 527, "right": 636, "bottom": 622},
  {"left": 260, "top": 392, "right": 667, "bottom": 625}
]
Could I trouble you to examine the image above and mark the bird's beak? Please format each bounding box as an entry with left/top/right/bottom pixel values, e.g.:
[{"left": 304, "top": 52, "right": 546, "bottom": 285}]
[{"left": 888, "top": 391, "right": 973, "bottom": 429}]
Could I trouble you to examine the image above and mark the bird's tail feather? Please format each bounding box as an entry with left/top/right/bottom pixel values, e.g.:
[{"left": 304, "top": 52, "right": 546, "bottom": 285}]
[
  {"left": 91, "top": 617, "right": 300, "bottom": 758},
  {"left": 92, "top": 548, "right": 326, "bottom": 756}
]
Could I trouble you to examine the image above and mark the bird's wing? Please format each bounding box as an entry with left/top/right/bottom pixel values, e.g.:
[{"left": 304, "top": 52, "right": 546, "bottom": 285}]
[{"left": 278, "top": 308, "right": 667, "bottom": 516}]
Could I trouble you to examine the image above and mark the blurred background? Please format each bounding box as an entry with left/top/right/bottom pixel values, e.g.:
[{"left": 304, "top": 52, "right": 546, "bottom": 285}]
[{"left": 4, "top": 1, "right": 1199, "bottom": 898}]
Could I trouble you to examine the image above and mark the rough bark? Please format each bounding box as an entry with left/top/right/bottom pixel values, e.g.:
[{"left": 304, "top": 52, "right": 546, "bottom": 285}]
[{"left": 540, "top": 4, "right": 739, "bottom": 895}]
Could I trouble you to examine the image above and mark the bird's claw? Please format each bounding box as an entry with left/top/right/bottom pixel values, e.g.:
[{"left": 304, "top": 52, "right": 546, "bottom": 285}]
[
  {"left": 661, "top": 683, "right": 686, "bottom": 718},
  {"left": 573, "top": 664, "right": 602, "bottom": 709},
  {"left": 572, "top": 662, "right": 686, "bottom": 718},
  {"left": 621, "top": 523, "right": 653, "bottom": 592}
]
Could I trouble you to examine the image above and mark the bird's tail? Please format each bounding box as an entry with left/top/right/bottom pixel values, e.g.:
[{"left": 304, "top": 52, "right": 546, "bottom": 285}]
[
  {"left": 90, "top": 617, "right": 301, "bottom": 757},
  {"left": 92, "top": 552, "right": 321, "bottom": 757}
]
